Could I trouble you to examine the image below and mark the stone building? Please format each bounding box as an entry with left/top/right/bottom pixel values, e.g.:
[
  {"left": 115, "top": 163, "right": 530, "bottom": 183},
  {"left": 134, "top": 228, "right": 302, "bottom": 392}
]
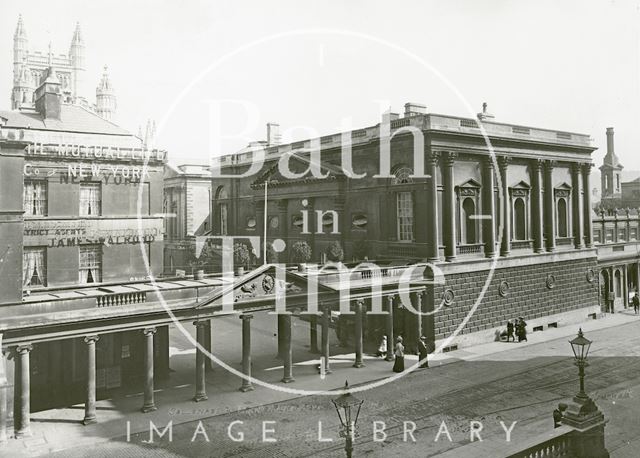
[
  {"left": 11, "top": 15, "right": 116, "bottom": 121},
  {"left": 0, "top": 56, "right": 169, "bottom": 417},
  {"left": 212, "top": 102, "right": 600, "bottom": 348},
  {"left": 163, "top": 163, "right": 212, "bottom": 275}
]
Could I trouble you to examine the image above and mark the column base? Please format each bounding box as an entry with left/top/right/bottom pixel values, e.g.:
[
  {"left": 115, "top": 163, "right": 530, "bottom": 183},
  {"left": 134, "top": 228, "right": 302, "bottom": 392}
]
[
  {"left": 141, "top": 404, "right": 157, "bottom": 413},
  {"left": 193, "top": 393, "right": 208, "bottom": 402},
  {"left": 240, "top": 384, "right": 255, "bottom": 392},
  {"left": 14, "top": 428, "right": 32, "bottom": 438},
  {"left": 353, "top": 361, "right": 365, "bottom": 368},
  {"left": 427, "top": 257, "right": 440, "bottom": 264},
  {"left": 82, "top": 416, "right": 97, "bottom": 426},
  {"left": 500, "top": 251, "right": 510, "bottom": 257},
  {"left": 445, "top": 256, "right": 456, "bottom": 262},
  {"left": 546, "top": 247, "right": 556, "bottom": 253},
  {"left": 533, "top": 247, "right": 544, "bottom": 253},
  {"left": 281, "top": 376, "right": 295, "bottom": 383}
]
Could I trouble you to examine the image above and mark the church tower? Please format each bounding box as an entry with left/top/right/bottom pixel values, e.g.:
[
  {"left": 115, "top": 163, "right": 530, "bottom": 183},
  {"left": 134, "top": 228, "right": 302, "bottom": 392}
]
[
  {"left": 69, "top": 22, "right": 86, "bottom": 103},
  {"left": 600, "top": 127, "right": 623, "bottom": 200},
  {"left": 96, "top": 66, "right": 116, "bottom": 121},
  {"left": 12, "top": 15, "right": 31, "bottom": 110}
]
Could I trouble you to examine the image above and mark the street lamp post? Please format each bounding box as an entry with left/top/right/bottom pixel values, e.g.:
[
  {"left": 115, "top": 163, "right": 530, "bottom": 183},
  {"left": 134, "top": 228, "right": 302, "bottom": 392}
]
[
  {"left": 332, "top": 381, "right": 363, "bottom": 458},
  {"left": 569, "top": 328, "right": 592, "bottom": 400}
]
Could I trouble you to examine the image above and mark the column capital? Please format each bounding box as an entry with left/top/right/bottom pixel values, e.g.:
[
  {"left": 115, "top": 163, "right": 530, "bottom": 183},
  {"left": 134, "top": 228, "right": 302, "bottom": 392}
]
[
  {"left": 581, "top": 162, "right": 594, "bottom": 175},
  {"left": 15, "top": 344, "right": 33, "bottom": 355},
  {"left": 356, "top": 298, "right": 365, "bottom": 307},
  {"left": 193, "top": 320, "right": 208, "bottom": 328},
  {"left": 240, "top": 314, "right": 254, "bottom": 321},
  {"left": 481, "top": 155, "right": 496, "bottom": 170},
  {"left": 84, "top": 335, "right": 100, "bottom": 344},
  {"left": 441, "top": 151, "right": 457, "bottom": 166},
  {"left": 498, "top": 156, "right": 511, "bottom": 170},
  {"left": 428, "top": 151, "right": 441, "bottom": 165},
  {"left": 142, "top": 327, "right": 156, "bottom": 336},
  {"left": 570, "top": 162, "right": 583, "bottom": 175},
  {"left": 531, "top": 158, "right": 544, "bottom": 172},
  {"left": 543, "top": 159, "right": 557, "bottom": 171}
]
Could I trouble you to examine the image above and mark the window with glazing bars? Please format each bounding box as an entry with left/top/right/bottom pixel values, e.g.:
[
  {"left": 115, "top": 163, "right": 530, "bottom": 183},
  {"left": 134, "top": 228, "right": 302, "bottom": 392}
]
[
  {"left": 397, "top": 192, "right": 414, "bottom": 241},
  {"left": 80, "top": 182, "right": 102, "bottom": 216},
  {"left": 24, "top": 180, "right": 47, "bottom": 216}
]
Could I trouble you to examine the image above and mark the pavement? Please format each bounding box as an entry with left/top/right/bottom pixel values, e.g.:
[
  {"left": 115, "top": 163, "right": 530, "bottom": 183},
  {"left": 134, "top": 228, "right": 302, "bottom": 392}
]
[{"left": 2, "top": 308, "right": 640, "bottom": 457}]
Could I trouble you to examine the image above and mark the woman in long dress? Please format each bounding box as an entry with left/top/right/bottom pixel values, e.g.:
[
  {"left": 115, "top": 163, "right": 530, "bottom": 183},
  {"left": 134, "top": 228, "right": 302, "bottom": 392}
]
[{"left": 392, "top": 336, "right": 405, "bottom": 373}]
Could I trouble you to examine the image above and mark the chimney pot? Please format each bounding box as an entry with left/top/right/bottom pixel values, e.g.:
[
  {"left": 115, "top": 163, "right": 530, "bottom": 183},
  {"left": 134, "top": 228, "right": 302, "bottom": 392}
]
[{"left": 606, "top": 127, "right": 614, "bottom": 154}]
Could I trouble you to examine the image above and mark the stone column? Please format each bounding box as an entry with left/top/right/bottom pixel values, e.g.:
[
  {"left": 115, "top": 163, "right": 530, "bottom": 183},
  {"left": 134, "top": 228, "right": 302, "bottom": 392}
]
[
  {"left": 481, "top": 157, "right": 496, "bottom": 257},
  {"left": 83, "top": 335, "right": 99, "bottom": 424},
  {"left": 442, "top": 152, "right": 457, "bottom": 261},
  {"left": 309, "top": 316, "right": 319, "bottom": 354},
  {"left": 0, "top": 340, "right": 7, "bottom": 443},
  {"left": 281, "top": 315, "right": 294, "bottom": 383},
  {"left": 277, "top": 199, "right": 288, "bottom": 262},
  {"left": 571, "top": 163, "right": 584, "bottom": 249},
  {"left": 413, "top": 292, "right": 423, "bottom": 354},
  {"left": 543, "top": 160, "right": 556, "bottom": 252},
  {"left": 239, "top": 314, "right": 254, "bottom": 392},
  {"left": 13, "top": 345, "right": 32, "bottom": 438},
  {"left": 277, "top": 315, "right": 286, "bottom": 359},
  {"left": 498, "top": 156, "right": 511, "bottom": 256},
  {"left": 141, "top": 328, "right": 157, "bottom": 413},
  {"left": 582, "top": 164, "right": 594, "bottom": 247},
  {"left": 321, "top": 306, "right": 332, "bottom": 374},
  {"left": 427, "top": 152, "right": 441, "bottom": 262},
  {"left": 531, "top": 159, "right": 545, "bottom": 253},
  {"left": 353, "top": 300, "right": 365, "bottom": 368},
  {"left": 636, "top": 262, "right": 640, "bottom": 295},
  {"left": 204, "top": 320, "right": 213, "bottom": 372},
  {"left": 624, "top": 265, "right": 629, "bottom": 308},
  {"left": 385, "top": 295, "right": 395, "bottom": 361},
  {"left": 193, "top": 321, "right": 208, "bottom": 402}
]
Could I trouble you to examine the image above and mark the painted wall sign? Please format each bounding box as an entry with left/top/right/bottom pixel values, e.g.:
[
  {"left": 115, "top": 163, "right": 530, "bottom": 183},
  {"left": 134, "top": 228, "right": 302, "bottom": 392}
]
[
  {"left": 26, "top": 142, "right": 166, "bottom": 162},
  {"left": 24, "top": 218, "right": 164, "bottom": 247},
  {"left": 24, "top": 163, "right": 153, "bottom": 181}
]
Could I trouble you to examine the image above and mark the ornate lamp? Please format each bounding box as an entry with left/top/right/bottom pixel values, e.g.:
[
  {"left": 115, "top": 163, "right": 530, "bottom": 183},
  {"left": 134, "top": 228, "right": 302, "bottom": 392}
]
[
  {"left": 332, "top": 381, "right": 363, "bottom": 458},
  {"left": 569, "top": 328, "right": 591, "bottom": 399}
]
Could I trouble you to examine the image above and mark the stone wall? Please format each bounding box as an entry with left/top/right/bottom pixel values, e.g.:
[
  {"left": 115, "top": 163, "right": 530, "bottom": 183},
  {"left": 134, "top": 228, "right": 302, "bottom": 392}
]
[{"left": 431, "top": 253, "right": 599, "bottom": 341}]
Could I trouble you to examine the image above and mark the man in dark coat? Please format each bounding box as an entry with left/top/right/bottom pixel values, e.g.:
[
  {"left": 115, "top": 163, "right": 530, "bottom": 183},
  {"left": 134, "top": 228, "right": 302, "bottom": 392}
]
[
  {"left": 506, "top": 320, "right": 515, "bottom": 342},
  {"left": 633, "top": 291, "right": 640, "bottom": 315},
  {"left": 553, "top": 403, "right": 568, "bottom": 428},
  {"left": 418, "top": 336, "right": 429, "bottom": 368}
]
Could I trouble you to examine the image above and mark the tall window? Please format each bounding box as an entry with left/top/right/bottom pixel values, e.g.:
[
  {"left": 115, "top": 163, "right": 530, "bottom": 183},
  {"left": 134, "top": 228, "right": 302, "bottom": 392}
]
[
  {"left": 23, "top": 247, "right": 46, "bottom": 288},
  {"left": 513, "top": 198, "right": 526, "bottom": 240},
  {"left": 24, "top": 180, "right": 47, "bottom": 216},
  {"left": 462, "top": 197, "right": 477, "bottom": 244},
  {"left": 216, "top": 186, "right": 228, "bottom": 235},
  {"left": 80, "top": 246, "right": 102, "bottom": 284},
  {"left": 80, "top": 182, "right": 102, "bottom": 216},
  {"left": 557, "top": 198, "right": 568, "bottom": 237},
  {"left": 397, "top": 192, "right": 414, "bottom": 241}
]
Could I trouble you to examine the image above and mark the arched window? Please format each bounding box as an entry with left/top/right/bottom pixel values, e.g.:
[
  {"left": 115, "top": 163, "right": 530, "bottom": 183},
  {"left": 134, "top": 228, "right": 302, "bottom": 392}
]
[
  {"left": 514, "top": 198, "right": 526, "bottom": 240},
  {"left": 557, "top": 198, "right": 568, "bottom": 237},
  {"left": 462, "top": 197, "right": 476, "bottom": 244},
  {"left": 215, "top": 186, "right": 228, "bottom": 235},
  {"left": 394, "top": 167, "right": 414, "bottom": 241}
]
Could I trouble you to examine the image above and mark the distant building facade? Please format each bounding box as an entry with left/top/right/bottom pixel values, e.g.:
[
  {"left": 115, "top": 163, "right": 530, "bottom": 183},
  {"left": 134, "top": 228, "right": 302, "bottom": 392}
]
[
  {"left": 163, "top": 164, "right": 212, "bottom": 275},
  {"left": 212, "top": 103, "right": 600, "bottom": 348}
]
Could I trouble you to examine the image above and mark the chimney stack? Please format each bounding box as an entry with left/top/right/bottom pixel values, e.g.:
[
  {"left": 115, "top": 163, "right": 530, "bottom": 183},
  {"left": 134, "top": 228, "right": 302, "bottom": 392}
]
[
  {"left": 34, "top": 67, "right": 62, "bottom": 120},
  {"left": 606, "top": 127, "right": 615, "bottom": 154},
  {"left": 267, "top": 122, "right": 281, "bottom": 146},
  {"left": 404, "top": 102, "right": 426, "bottom": 117}
]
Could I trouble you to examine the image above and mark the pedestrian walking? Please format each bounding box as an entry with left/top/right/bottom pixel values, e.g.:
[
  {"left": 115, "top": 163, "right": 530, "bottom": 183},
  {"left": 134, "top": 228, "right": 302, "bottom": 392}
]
[
  {"left": 553, "top": 403, "right": 568, "bottom": 428},
  {"left": 376, "top": 335, "right": 387, "bottom": 358},
  {"left": 516, "top": 317, "right": 528, "bottom": 342},
  {"left": 506, "top": 320, "right": 515, "bottom": 342},
  {"left": 633, "top": 291, "right": 640, "bottom": 315},
  {"left": 392, "top": 336, "right": 405, "bottom": 373},
  {"left": 418, "top": 336, "right": 429, "bottom": 368}
]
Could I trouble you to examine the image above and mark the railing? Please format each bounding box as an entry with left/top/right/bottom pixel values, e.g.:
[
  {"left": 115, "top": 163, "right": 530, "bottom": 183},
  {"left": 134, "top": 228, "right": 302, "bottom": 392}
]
[
  {"left": 457, "top": 243, "right": 483, "bottom": 255},
  {"left": 506, "top": 426, "right": 573, "bottom": 458},
  {"left": 97, "top": 292, "right": 147, "bottom": 307},
  {"left": 512, "top": 240, "right": 533, "bottom": 250}
]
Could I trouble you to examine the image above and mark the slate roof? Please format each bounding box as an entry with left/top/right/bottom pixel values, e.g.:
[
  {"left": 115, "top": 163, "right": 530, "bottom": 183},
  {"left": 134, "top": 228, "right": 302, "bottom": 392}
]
[{"left": 0, "top": 105, "right": 131, "bottom": 136}]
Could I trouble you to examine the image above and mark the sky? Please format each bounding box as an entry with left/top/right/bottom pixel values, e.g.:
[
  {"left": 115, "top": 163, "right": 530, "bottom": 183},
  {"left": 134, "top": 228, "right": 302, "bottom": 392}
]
[{"left": 1, "top": 0, "right": 640, "bottom": 174}]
